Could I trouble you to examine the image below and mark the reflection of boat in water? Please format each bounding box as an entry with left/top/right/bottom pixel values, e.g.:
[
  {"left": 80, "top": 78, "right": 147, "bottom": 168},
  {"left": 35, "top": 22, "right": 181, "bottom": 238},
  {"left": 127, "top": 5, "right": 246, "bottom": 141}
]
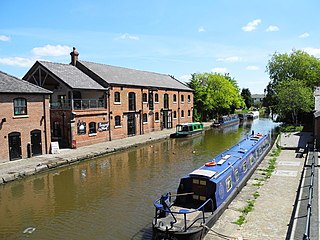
[
  {"left": 246, "top": 111, "right": 259, "bottom": 119},
  {"left": 211, "top": 114, "right": 239, "bottom": 128},
  {"left": 170, "top": 123, "right": 204, "bottom": 138},
  {"left": 152, "top": 132, "right": 271, "bottom": 240}
]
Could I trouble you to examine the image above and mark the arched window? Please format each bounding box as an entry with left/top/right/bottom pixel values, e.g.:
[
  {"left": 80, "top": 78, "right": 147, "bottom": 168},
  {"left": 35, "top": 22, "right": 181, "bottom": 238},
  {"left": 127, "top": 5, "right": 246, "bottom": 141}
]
[
  {"left": 155, "top": 112, "right": 159, "bottom": 121},
  {"left": 115, "top": 116, "right": 121, "bottom": 127},
  {"left": 188, "top": 95, "right": 191, "bottom": 103},
  {"left": 181, "top": 110, "right": 184, "bottom": 118},
  {"left": 173, "top": 94, "right": 177, "bottom": 102},
  {"left": 114, "top": 92, "right": 120, "bottom": 103},
  {"left": 164, "top": 94, "right": 169, "bottom": 109},
  {"left": 155, "top": 93, "right": 159, "bottom": 103},
  {"left": 181, "top": 95, "right": 184, "bottom": 103},
  {"left": 143, "top": 113, "right": 148, "bottom": 123},
  {"left": 13, "top": 98, "right": 27, "bottom": 115},
  {"left": 188, "top": 110, "right": 191, "bottom": 117},
  {"left": 142, "top": 93, "right": 148, "bottom": 102},
  {"left": 128, "top": 92, "right": 136, "bottom": 111},
  {"left": 89, "top": 122, "right": 96, "bottom": 134},
  {"left": 173, "top": 111, "right": 177, "bottom": 119}
]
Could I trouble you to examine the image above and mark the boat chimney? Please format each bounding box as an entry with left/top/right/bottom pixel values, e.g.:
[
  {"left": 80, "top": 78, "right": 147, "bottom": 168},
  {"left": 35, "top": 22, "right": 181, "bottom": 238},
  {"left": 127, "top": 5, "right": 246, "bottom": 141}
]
[{"left": 70, "top": 47, "right": 79, "bottom": 66}]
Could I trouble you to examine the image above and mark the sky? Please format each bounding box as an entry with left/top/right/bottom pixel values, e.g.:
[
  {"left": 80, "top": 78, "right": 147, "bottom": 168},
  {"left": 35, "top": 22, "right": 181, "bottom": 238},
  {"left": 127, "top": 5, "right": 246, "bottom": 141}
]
[{"left": 0, "top": 0, "right": 319, "bottom": 94}]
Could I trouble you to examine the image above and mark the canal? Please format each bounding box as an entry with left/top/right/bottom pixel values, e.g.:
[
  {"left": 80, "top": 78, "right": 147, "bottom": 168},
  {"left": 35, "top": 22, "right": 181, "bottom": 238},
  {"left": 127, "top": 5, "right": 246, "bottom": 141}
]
[{"left": 0, "top": 119, "right": 279, "bottom": 240}]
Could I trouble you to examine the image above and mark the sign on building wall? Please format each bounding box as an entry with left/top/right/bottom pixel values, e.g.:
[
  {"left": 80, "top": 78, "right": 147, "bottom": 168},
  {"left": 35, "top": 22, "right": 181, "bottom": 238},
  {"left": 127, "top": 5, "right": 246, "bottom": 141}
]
[
  {"left": 98, "top": 122, "right": 109, "bottom": 131},
  {"left": 77, "top": 121, "right": 86, "bottom": 135}
]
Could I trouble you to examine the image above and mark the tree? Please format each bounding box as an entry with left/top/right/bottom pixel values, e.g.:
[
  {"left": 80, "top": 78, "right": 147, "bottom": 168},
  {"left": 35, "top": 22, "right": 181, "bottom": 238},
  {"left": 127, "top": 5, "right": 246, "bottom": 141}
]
[
  {"left": 241, "top": 88, "right": 253, "bottom": 109},
  {"left": 266, "top": 49, "right": 320, "bottom": 87},
  {"left": 188, "top": 72, "right": 244, "bottom": 121},
  {"left": 265, "top": 49, "right": 320, "bottom": 123},
  {"left": 275, "top": 79, "right": 314, "bottom": 124}
]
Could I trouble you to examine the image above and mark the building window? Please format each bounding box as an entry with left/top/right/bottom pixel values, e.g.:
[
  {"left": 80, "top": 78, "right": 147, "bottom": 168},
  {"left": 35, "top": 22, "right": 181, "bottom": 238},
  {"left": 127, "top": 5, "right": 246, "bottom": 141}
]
[
  {"left": 114, "top": 92, "right": 121, "bottom": 103},
  {"left": 89, "top": 122, "right": 97, "bottom": 134},
  {"left": 188, "top": 95, "right": 191, "bottom": 103},
  {"left": 164, "top": 94, "right": 169, "bottom": 109},
  {"left": 173, "top": 94, "right": 177, "bottom": 103},
  {"left": 115, "top": 116, "right": 121, "bottom": 127},
  {"left": 52, "top": 122, "right": 61, "bottom": 137},
  {"left": 173, "top": 111, "right": 177, "bottom": 119},
  {"left": 149, "top": 91, "right": 154, "bottom": 110},
  {"left": 155, "top": 112, "right": 159, "bottom": 121},
  {"left": 181, "top": 110, "right": 184, "bottom": 118},
  {"left": 155, "top": 93, "right": 159, "bottom": 103},
  {"left": 13, "top": 98, "right": 27, "bottom": 115},
  {"left": 143, "top": 113, "right": 148, "bottom": 123},
  {"left": 188, "top": 110, "right": 191, "bottom": 117},
  {"left": 142, "top": 93, "right": 148, "bottom": 103},
  {"left": 128, "top": 92, "right": 136, "bottom": 111},
  {"left": 181, "top": 95, "right": 184, "bottom": 103}
]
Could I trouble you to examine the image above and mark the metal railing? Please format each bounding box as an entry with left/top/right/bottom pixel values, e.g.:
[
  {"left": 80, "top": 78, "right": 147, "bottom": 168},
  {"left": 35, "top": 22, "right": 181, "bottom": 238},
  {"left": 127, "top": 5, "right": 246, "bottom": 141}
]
[
  {"left": 153, "top": 193, "right": 214, "bottom": 232},
  {"left": 50, "top": 99, "right": 105, "bottom": 110},
  {"left": 303, "top": 141, "right": 317, "bottom": 240}
]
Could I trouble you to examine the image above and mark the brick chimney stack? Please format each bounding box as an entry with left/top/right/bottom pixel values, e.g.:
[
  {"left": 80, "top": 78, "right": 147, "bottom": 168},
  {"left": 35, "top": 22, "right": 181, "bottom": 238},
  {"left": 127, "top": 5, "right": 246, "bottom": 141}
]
[{"left": 70, "top": 47, "right": 79, "bottom": 66}]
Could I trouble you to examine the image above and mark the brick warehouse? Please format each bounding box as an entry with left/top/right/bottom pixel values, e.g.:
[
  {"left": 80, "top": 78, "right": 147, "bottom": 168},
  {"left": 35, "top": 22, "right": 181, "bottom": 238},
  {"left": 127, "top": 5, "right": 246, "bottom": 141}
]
[
  {"left": 0, "top": 71, "right": 52, "bottom": 162},
  {"left": 23, "top": 48, "right": 194, "bottom": 148}
]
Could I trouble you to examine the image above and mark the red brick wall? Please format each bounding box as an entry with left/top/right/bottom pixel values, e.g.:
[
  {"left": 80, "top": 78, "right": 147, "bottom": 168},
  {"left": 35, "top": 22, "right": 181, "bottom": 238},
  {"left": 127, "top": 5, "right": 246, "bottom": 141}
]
[{"left": 0, "top": 94, "right": 51, "bottom": 163}]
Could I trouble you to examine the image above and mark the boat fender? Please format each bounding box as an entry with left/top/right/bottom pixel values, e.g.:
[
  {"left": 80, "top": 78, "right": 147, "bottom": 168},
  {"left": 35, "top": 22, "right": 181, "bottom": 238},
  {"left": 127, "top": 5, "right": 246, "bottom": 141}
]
[{"left": 205, "top": 161, "right": 216, "bottom": 167}]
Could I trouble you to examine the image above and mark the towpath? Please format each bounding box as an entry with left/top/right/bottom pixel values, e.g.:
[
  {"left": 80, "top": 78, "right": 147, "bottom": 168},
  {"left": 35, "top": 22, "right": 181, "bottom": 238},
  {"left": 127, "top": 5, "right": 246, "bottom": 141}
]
[{"left": 205, "top": 131, "right": 316, "bottom": 240}]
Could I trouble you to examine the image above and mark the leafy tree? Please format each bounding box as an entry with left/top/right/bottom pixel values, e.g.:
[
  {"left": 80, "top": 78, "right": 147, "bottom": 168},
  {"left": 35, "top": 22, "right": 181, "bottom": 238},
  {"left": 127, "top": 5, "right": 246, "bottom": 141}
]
[
  {"left": 266, "top": 50, "right": 320, "bottom": 87},
  {"left": 265, "top": 49, "right": 320, "bottom": 123},
  {"left": 241, "top": 88, "right": 253, "bottom": 109},
  {"left": 188, "top": 72, "right": 244, "bottom": 121},
  {"left": 275, "top": 79, "right": 314, "bottom": 124}
]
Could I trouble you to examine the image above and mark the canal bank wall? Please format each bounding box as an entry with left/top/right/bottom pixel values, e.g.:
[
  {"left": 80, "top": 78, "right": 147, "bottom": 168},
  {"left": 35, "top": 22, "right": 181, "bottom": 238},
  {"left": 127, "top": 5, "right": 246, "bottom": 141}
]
[
  {"left": 205, "top": 131, "right": 314, "bottom": 240},
  {"left": 0, "top": 123, "right": 212, "bottom": 185}
]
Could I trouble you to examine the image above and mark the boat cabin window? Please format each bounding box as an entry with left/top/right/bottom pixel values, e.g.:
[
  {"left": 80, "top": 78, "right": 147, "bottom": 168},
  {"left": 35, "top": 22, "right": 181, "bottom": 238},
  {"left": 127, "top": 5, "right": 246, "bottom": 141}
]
[
  {"left": 249, "top": 154, "right": 254, "bottom": 164},
  {"left": 243, "top": 161, "right": 247, "bottom": 173},
  {"left": 226, "top": 176, "right": 232, "bottom": 192},
  {"left": 234, "top": 169, "right": 239, "bottom": 181}
]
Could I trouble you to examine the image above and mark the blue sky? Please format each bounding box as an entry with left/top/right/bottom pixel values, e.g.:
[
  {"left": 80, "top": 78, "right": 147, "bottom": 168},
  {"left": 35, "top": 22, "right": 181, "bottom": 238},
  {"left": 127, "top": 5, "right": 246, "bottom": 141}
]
[{"left": 0, "top": 0, "right": 319, "bottom": 93}]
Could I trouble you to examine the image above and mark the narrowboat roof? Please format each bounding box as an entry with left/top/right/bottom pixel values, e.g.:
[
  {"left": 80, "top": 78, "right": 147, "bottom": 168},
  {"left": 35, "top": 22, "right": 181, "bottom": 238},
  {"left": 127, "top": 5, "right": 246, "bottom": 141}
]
[
  {"left": 176, "top": 122, "right": 203, "bottom": 126},
  {"left": 187, "top": 134, "right": 267, "bottom": 182}
]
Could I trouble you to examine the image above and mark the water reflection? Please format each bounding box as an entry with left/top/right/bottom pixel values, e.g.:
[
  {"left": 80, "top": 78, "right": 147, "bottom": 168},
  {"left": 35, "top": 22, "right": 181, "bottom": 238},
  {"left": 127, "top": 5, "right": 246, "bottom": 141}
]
[{"left": 0, "top": 119, "right": 279, "bottom": 240}]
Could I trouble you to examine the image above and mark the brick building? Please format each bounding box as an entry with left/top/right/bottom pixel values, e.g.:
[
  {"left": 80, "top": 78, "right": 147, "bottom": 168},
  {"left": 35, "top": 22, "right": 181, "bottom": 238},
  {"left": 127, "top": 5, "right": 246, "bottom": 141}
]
[
  {"left": 23, "top": 48, "right": 194, "bottom": 148},
  {"left": 0, "top": 71, "right": 52, "bottom": 162}
]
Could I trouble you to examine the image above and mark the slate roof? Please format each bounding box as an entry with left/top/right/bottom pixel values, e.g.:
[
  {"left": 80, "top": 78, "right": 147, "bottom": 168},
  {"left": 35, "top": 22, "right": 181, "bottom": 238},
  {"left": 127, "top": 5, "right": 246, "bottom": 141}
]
[
  {"left": 0, "top": 70, "right": 52, "bottom": 94},
  {"left": 38, "top": 61, "right": 106, "bottom": 90},
  {"left": 78, "top": 60, "right": 192, "bottom": 91}
]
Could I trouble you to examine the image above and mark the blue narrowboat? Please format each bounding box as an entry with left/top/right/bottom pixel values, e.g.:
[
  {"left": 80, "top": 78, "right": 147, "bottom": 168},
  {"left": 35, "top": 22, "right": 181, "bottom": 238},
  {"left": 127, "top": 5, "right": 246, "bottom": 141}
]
[
  {"left": 212, "top": 114, "right": 239, "bottom": 128},
  {"left": 152, "top": 132, "right": 271, "bottom": 240},
  {"left": 170, "top": 123, "right": 204, "bottom": 138}
]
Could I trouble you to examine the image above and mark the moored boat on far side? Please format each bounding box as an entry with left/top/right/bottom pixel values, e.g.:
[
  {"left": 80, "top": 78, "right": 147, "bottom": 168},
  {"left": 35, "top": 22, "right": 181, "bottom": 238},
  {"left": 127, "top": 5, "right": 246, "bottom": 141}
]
[
  {"left": 211, "top": 114, "right": 239, "bottom": 128},
  {"left": 170, "top": 122, "right": 204, "bottom": 138}
]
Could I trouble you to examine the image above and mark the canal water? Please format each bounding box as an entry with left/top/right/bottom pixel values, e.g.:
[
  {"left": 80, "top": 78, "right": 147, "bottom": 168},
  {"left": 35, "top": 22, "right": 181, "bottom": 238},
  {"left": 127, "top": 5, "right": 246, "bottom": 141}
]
[{"left": 0, "top": 119, "right": 279, "bottom": 240}]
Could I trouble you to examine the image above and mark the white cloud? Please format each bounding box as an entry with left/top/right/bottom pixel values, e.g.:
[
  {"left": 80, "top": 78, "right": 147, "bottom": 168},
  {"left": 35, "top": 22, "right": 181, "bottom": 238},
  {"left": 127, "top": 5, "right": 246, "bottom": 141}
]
[
  {"left": 198, "top": 27, "right": 206, "bottom": 32},
  {"left": 0, "top": 35, "right": 10, "bottom": 41},
  {"left": 246, "top": 65, "right": 259, "bottom": 71},
  {"left": 179, "top": 74, "right": 191, "bottom": 83},
  {"left": 266, "top": 25, "right": 279, "bottom": 32},
  {"left": 118, "top": 33, "right": 140, "bottom": 41},
  {"left": 242, "top": 19, "right": 261, "bottom": 32},
  {"left": 303, "top": 47, "right": 320, "bottom": 57},
  {"left": 32, "top": 44, "right": 71, "bottom": 56},
  {"left": 216, "top": 56, "right": 241, "bottom": 62},
  {"left": 211, "top": 67, "right": 227, "bottom": 73},
  {"left": 0, "top": 57, "right": 35, "bottom": 67},
  {"left": 299, "top": 32, "right": 310, "bottom": 38}
]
